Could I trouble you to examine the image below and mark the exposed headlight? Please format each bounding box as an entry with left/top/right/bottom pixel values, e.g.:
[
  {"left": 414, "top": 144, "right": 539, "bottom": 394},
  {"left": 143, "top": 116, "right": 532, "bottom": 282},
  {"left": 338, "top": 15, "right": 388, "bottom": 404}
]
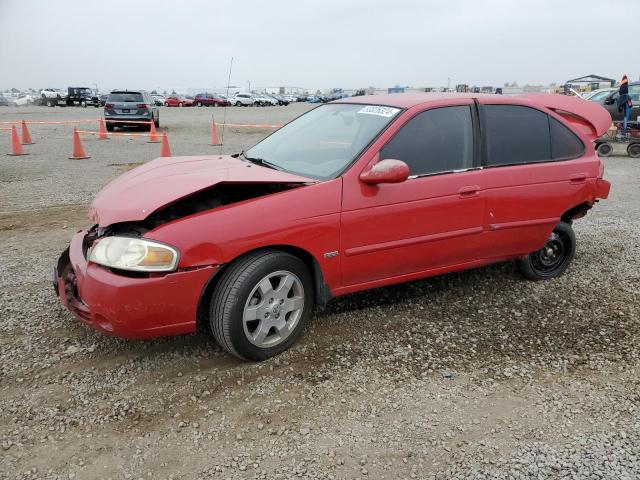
[{"left": 89, "top": 236, "right": 179, "bottom": 272}]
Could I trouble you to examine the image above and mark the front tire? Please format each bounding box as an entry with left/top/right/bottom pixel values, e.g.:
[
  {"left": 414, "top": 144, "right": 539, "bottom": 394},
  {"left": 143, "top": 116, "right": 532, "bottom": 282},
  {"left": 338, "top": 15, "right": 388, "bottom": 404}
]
[
  {"left": 210, "top": 251, "right": 313, "bottom": 361},
  {"left": 235, "top": 101, "right": 242, "bottom": 107},
  {"left": 517, "top": 222, "right": 576, "bottom": 280}
]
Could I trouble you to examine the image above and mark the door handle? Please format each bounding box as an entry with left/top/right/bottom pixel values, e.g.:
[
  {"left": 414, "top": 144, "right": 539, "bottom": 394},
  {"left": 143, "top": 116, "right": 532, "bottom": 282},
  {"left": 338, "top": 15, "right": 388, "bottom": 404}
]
[
  {"left": 458, "top": 185, "right": 480, "bottom": 198},
  {"left": 569, "top": 173, "right": 588, "bottom": 184}
]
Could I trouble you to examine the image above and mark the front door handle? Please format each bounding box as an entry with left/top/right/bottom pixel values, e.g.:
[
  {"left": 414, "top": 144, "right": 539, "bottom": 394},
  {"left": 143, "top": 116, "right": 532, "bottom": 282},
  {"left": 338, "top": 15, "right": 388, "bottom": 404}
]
[{"left": 458, "top": 185, "right": 480, "bottom": 198}]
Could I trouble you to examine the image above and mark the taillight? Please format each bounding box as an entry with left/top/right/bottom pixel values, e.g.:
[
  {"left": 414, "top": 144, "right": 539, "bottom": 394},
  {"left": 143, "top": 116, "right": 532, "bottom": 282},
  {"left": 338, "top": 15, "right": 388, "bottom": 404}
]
[
  {"left": 137, "top": 103, "right": 150, "bottom": 109},
  {"left": 105, "top": 103, "right": 114, "bottom": 108}
]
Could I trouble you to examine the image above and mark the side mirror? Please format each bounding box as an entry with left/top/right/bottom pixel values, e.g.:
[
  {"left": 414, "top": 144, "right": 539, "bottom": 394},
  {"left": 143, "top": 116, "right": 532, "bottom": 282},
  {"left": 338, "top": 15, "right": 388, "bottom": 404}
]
[{"left": 359, "top": 159, "right": 410, "bottom": 185}]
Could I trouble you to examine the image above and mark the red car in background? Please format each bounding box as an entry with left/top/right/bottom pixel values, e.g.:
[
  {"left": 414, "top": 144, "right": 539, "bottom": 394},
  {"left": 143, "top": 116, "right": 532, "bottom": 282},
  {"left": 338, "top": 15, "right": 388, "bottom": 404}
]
[
  {"left": 55, "top": 93, "right": 611, "bottom": 361},
  {"left": 164, "top": 95, "right": 194, "bottom": 107},
  {"left": 194, "top": 93, "right": 228, "bottom": 107}
]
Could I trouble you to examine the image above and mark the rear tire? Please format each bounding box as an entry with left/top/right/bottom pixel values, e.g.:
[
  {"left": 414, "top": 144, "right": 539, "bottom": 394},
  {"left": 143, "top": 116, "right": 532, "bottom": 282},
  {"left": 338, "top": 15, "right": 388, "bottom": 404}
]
[
  {"left": 209, "top": 251, "right": 313, "bottom": 361},
  {"left": 197, "top": 102, "right": 202, "bottom": 107},
  {"left": 596, "top": 142, "right": 613, "bottom": 157},
  {"left": 235, "top": 101, "right": 242, "bottom": 107},
  {"left": 517, "top": 222, "right": 576, "bottom": 280},
  {"left": 627, "top": 142, "right": 640, "bottom": 158},
  {"left": 106, "top": 123, "right": 115, "bottom": 132}
]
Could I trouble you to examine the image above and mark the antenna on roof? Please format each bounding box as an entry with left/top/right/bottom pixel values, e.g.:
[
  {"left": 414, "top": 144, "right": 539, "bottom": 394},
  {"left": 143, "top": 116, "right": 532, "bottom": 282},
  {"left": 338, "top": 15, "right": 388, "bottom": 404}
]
[{"left": 219, "top": 56, "right": 233, "bottom": 153}]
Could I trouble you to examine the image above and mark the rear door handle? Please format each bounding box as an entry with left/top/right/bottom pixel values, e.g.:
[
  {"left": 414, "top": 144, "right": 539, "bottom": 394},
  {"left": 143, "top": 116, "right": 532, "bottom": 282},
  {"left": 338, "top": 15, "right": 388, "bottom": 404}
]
[
  {"left": 569, "top": 173, "right": 588, "bottom": 184},
  {"left": 458, "top": 185, "right": 480, "bottom": 198}
]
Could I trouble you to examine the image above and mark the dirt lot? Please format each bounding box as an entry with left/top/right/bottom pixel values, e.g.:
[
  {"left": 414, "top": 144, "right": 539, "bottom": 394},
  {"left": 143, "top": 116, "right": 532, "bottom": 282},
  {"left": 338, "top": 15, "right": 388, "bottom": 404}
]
[{"left": 1, "top": 104, "right": 639, "bottom": 479}]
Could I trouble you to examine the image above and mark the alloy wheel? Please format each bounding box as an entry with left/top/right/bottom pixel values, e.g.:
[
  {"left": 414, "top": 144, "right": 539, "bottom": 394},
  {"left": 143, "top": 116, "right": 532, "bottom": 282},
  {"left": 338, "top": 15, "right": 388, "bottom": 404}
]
[{"left": 242, "top": 271, "right": 304, "bottom": 348}]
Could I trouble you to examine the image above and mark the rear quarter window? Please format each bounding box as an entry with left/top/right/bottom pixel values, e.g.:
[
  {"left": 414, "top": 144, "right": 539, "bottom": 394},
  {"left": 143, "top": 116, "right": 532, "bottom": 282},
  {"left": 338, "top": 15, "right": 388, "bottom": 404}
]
[{"left": 550, "top": 117, "right": 584, "bottom": 160}]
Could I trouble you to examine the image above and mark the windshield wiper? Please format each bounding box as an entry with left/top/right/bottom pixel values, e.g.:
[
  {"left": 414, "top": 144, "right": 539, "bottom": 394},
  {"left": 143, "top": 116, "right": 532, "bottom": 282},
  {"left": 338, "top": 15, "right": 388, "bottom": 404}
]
[{"left": 239, "top": 150, "right": 283, "bottom": 171}]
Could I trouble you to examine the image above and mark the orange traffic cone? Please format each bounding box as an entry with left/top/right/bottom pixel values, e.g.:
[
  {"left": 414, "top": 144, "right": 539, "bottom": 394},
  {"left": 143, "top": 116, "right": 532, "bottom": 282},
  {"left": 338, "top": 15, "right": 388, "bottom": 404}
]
[
  {"left": 210, "top": 119, "right": 220, "bottom": 146},
  {"left": 148, "top": 120, "right": 160, "bottom": 143},
  {"left": 98, "top": 118, "right": 109, "bottom": 140},
  {"left": 69, "top": 128, "right": 90, "bottom": 159},
  {"left": 160, "top": 133, "right": 172, "bottom": 157},
  {"left": 21, "top": 120, "right": 34, "bottom": 145},
  {"left": 7, "top": 125, "right": 27, "bottom": 156}
]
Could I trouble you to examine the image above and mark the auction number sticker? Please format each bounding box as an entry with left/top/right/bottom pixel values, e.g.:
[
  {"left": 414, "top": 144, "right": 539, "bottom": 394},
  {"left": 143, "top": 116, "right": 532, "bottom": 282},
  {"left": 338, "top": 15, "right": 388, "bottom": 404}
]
[{"left": 357, "top": 105, "right": 400, "bottom": 117}]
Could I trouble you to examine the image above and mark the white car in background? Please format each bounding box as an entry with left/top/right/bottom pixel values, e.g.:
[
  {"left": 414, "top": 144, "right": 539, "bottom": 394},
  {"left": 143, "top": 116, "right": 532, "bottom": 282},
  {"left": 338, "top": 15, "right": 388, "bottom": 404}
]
[
  {"left": 232, "top": 93, "right": 256, "bottom": 106},
  {"left": 254, "top": 94, "right": 277, "bottom": 106},
  {"left": 40, "top": 88, "right": 67, "bottom": 100},
  {"left": 13, "top": 94, "right": 34, "bottom": 106}
]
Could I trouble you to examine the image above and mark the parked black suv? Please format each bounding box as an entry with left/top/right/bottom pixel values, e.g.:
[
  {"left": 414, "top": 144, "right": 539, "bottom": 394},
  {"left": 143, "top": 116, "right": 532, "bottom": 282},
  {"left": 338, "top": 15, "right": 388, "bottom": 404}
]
[{"left": 66, "top": 87, "right": 99, "bottom": 108}]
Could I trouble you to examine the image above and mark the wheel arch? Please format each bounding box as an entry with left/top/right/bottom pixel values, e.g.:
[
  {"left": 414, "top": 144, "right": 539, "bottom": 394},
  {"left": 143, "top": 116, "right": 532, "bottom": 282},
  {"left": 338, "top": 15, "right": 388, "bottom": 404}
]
[{"left": 196, "top": 245, "right": 331, "bottom": 331}]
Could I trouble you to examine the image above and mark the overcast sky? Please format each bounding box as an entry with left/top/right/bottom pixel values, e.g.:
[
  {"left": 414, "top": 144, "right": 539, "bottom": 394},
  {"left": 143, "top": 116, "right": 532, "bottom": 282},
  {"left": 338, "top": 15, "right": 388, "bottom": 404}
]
[{"left": 1, "top": 0, "right": 638, "bottom": 92}]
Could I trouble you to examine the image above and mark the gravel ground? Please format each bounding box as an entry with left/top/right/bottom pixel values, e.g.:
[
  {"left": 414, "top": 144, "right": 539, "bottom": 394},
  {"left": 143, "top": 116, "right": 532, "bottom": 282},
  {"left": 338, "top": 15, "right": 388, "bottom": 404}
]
[{"left": 0, "top": 104, "right": 638, "bottom": 479}]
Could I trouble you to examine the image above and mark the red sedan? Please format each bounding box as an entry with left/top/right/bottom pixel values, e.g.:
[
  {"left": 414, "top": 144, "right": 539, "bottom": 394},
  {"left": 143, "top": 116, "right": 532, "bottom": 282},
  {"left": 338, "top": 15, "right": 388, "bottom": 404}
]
[
  {"left": 55, "top": 93, "right": 611, "bottom": 361},
  {"left": 164, "top": 95, "right": 194, "bottom": 107}
]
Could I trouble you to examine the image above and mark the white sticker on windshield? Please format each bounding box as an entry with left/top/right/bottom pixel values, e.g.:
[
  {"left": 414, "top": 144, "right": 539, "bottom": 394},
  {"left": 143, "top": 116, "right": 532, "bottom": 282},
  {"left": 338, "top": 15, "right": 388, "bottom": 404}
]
[{"left": 357, "top": 105, "right": 400, "bottom": 117}]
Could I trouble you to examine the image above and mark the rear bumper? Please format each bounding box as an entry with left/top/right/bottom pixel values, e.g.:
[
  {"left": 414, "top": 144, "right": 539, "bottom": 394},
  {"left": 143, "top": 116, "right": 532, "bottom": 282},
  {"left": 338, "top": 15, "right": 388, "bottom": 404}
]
[
  {"left": 596, "top": 178, "right": 611, "bottom": 200},
  {"left": 55, "top": 231, "right": 218, "bottom": 339},
  {"left": 104, "top": 118, "right": 151, "bottom": 125}
]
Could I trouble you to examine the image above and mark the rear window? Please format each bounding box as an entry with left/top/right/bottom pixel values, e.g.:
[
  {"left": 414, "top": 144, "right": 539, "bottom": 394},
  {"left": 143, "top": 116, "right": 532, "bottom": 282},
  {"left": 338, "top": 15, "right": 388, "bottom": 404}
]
[{"left": 108, "top": 92, "right": 143, "bottom": 102}]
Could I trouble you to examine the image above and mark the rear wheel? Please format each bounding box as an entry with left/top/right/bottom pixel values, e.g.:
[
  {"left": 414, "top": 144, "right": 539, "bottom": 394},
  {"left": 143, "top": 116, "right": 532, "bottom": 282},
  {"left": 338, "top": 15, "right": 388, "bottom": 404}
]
[
  {"left": 235, "top": 101, "right": 242, "bottom": 107},
  {"left": 517, "top": 222, "right": 575, "bottom": 280},
  {"left": 179, "top": 102, "right": 183, "bottom": 107},
  {"left": 106, "top": 123, "right": 115, "bottom": 132},
  {"left": 197, "top": 102, "right": 203, "bottom": 107},
  {"left": 596, "top": 142, "right": 613, "bottom": 157},
  {"left": 627, "top": 142, "right": 640, "bottom": 158},
  {"left": 210, "top": 251, "right": 313, "bottom": 361}
]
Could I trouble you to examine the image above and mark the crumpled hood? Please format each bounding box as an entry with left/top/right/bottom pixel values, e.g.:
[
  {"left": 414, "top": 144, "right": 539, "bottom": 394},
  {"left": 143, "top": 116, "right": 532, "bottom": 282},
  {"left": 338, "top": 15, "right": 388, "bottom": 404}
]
[{"left": 89, "top": 155, "right": 314, "bottom": 227}]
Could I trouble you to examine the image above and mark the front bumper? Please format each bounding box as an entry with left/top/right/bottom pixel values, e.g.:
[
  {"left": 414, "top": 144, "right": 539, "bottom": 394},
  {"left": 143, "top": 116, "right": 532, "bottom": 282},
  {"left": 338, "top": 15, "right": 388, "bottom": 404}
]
[{"left": 55, "top": 231, "right": 218, "bottom": 339}]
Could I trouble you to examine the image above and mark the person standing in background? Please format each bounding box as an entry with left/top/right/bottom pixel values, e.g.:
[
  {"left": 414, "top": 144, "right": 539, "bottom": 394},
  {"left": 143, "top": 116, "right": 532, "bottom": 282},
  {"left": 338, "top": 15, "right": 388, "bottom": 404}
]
[{"left": 618, "top": 74, "right": 631, "bottom": 130}]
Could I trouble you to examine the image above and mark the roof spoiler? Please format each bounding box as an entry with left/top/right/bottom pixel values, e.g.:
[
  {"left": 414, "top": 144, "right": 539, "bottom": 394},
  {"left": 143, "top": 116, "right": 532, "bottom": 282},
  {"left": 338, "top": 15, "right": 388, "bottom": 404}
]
[{"left": 521, "top": 94, "right": 612, "bottom": 141}]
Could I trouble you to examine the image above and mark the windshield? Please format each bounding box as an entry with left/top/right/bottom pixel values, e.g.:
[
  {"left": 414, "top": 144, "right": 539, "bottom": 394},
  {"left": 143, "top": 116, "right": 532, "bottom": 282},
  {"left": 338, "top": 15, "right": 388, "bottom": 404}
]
[
  {"left": 108, "top": 92, "right": 143, "bottom": 102},
  {"left": 589, "top": 90, "right": 611, "bottom": 102},
  {"left": 245, "top": 104, "right": 401, "bottom": 179}
]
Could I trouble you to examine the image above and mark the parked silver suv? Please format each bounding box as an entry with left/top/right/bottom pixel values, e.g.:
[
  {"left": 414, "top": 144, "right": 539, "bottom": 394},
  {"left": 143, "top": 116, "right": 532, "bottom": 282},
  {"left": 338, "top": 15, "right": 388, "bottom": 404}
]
[{"left": 104, "top": 90, "right": 159, "bottom": 131}]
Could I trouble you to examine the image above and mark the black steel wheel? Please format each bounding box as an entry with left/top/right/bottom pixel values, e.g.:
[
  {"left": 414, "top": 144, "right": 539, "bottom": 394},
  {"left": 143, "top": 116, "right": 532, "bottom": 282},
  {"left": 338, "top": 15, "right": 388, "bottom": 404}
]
[{"left": 517, "top": 222, "right": 576, "bottom": 280}]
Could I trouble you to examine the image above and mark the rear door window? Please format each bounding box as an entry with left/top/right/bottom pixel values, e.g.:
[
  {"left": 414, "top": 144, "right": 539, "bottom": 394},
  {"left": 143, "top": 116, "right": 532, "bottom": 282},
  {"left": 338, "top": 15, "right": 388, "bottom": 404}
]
[
  {"left": 380, "top": 106, "right": 474, "bottom": 176},
  {"left": 483, "top": 105, "right": 551, "bottom": 166}
]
